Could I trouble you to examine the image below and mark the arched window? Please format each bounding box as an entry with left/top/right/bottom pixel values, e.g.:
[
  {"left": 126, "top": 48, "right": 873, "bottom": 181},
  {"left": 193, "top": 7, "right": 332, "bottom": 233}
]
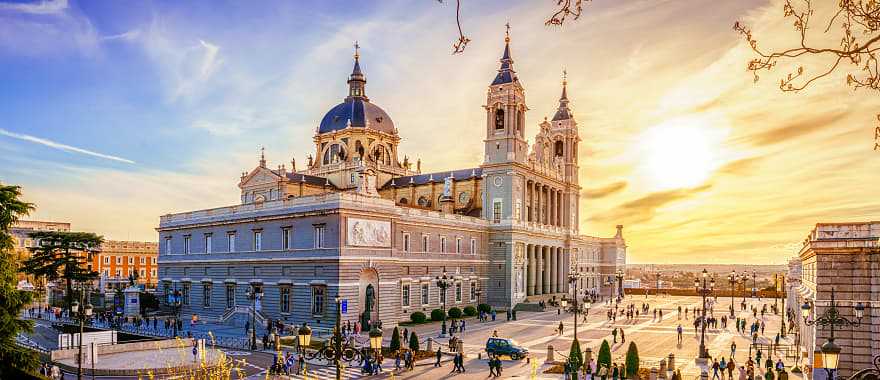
[
  {"left": 399, "top": 198, "right": 409, "bottom": 205},
  {"left": 417, "top": 196, "right": 429, "bottom": 207},
  {"left": 554, "top": 141, "right": 564, "bottom": 157},
  {"left": 371, "top": 145, "right": 391, "bottom": 165},
  {"left": 322, "top": 143, "right": 346, "bottom": 165},
  {"left": 494, "top": 108, "right": 505, "bottom": 130},
  {"left": 517, "top": 110, "right": 524, "bottom": 134}
]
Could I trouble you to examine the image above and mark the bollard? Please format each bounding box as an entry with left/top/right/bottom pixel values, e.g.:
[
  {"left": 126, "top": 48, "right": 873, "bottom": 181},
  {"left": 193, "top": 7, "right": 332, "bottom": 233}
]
[
  {"left": 700, "top": 369, "right": 708, "bottom": 380},
  {"left": 659, "top": 359, "right": 667, "bottom": 379},
  {"left": 426, "top": 337, "right": 433, "bottom": 352},
  {"left": 545, "top": 344, "right": 555, "bottom": 364},
  {"left": 650, "top": 367, "right": 658, "bottom": 380},
  {"left": 668, "top": 353, "right": 675, "bottom": 370}
]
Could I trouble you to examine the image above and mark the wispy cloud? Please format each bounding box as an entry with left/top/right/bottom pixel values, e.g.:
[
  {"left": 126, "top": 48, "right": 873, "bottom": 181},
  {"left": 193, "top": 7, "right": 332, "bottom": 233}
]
[
  {"left": 0, "top": 129, "right": 135, "bottom": 164},
  {"left": 591, "top": 183, "right": 712, "bottom": 224},
  {"left": 0, "top": 0, "right": 67, "bottom": 15},
  {"left": 582, "top": 181, "right": 628, "bottom": 199}
]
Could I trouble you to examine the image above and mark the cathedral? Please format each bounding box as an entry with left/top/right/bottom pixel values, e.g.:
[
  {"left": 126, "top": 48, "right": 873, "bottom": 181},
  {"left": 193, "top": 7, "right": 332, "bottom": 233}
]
[{"left": 157, "top": 32, "right": 626, "bottom": 330}]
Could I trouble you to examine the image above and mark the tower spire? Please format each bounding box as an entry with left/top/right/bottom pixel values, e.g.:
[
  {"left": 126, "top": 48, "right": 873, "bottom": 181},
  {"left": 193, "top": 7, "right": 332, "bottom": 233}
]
[
  {"left": 259, "top": 146, "right": 266, "bottom": 168},
  {"left": 491, "top": 23, "right": 518, "bottom": 85},
  {"left": 552, "top": 69, "right": 573, "bottom": 121},
  {"left": 347, "top": 41, "right": 367, "bottom": 99}
]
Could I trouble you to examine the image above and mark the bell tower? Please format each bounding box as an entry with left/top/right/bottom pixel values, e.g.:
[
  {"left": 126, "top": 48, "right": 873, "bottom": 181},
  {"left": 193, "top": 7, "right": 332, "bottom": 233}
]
[
  {"left": 484, "top": 26, "right": 528, "bottom": 165},
  {"left": 551, "top": 71, "right": 580, "bottom": 185}
]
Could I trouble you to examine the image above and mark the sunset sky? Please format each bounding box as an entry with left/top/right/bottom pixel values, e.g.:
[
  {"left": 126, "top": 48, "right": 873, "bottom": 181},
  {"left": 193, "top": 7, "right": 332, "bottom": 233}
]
[{"left": 1, "top": 0, "right": 878, "bottom": 264}]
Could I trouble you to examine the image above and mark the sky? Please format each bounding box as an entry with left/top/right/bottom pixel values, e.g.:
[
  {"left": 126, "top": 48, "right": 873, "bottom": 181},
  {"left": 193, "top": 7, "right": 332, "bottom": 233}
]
[{"left": 1, "top": 0, "right": 878, "bottom": 264}]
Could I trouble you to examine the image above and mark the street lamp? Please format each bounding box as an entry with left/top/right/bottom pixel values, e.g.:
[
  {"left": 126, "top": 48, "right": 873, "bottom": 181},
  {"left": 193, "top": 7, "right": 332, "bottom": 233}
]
[
  {"left": 72, "top": 284, "right": 93, "bottom": 380},
  {"left": 779, "top": 274, "right": 786, "bottom": 338},
  {"left": 694, "top": 269, "right": 714, "bottom": 359},
  {"left": 740, "top": 274, "right": 747, "bottom": 305},
  {"left": 728, "top": 270, "right": 736, "bottom": 317},
  {"left": 751, "top": 270, "right": 757, "bottom": 298},
  {"left": 296, "top": 297, "right": 378, "bottom": 380},
  {"left": 170, "top": 290, "right": 182, "bottom": 338},
  {"left": 435, "top": 272, "right": 453, "bottom": 337},
  {"left": 801, "top": 288, "right": 865, "bottom": 380},
  {"left": 246, "top": 286, "right": 263, "bottom": 350},
  {"left": 656, "top": 271, "right": 662, "bottom": 298},
  {"left": 615, "top": 269, "right": 624, "bottom": 300}
]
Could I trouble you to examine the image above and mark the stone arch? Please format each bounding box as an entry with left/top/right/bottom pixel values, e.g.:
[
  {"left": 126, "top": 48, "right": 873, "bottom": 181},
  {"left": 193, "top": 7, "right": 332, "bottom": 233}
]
[
  {"left": 399, "top": 197, "right": 408, "bottom": 204},
  {"left": 358, "top": 267, "right": 380, "bottom": 329}
]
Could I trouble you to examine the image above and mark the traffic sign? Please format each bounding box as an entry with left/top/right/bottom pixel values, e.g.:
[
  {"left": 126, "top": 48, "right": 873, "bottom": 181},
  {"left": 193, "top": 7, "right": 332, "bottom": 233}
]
[{"left": 341, "top": 299, "right": 348, "bottom": 314}]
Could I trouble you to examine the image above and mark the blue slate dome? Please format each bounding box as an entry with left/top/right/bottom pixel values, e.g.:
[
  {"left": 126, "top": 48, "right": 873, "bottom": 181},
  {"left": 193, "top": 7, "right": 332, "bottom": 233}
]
[
  {"left": 319, "top": 98, "right": 395, "bottom": 134},
  {"left": 318, "top": 49, "right": 396, "bottom": 135}
]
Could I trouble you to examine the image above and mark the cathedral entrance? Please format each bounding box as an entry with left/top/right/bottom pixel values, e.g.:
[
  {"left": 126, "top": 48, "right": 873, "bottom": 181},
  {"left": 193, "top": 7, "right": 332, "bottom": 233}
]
[{"left": 358, "top": 268, "right": 379, "bottom": 330}]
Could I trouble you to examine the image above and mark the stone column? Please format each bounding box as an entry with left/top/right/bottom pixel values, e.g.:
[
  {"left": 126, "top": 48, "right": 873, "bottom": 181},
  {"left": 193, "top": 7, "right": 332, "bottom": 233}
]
[
  {"left": 542, "top": 186, "right": 548, "bottom": 225},
  {"left": 527, "top": 245, "right": 536, "bottom": 296},
  {"left": 557, "top": 248, "right": 564, "bottom": 293},
  {"left": 543, "top": 246, "right": 551, "bottom": 294},
  {"left": 549, "top": 188, "right": 555, "bottom": 227},
  {"left": 558, "top": 191, "right": 563, "bottom": 226},
  {"left": 535, "top": 245, "right": 543, "bottom": 295},
  {"left": 549, "top": 247, "right": 557, "bottom": 294},
  {"left": 531, "top": 182, "right": 537, "bottom": 223}
]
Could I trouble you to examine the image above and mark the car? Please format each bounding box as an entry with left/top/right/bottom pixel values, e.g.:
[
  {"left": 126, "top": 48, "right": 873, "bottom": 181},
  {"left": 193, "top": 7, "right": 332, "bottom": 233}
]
[{"left": 485, "top": 337, "right": 529, "bottom": 360}]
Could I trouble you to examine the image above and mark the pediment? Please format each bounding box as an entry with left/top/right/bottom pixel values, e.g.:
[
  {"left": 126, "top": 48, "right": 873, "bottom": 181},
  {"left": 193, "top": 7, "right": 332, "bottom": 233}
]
[{"left": 239, "top": 167, "right": 281, "bottom": 188}]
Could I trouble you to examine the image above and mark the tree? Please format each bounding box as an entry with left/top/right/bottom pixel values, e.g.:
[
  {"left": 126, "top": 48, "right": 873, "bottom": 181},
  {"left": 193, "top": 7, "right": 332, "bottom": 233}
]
[
  {"left": 0, "top": 183, "right": 39, "bottom": 377},
  {"left": 390, "top": 326, "right": 401, "bottom": 352},
  {"left": 625, "top": 342, "right": 640, "bottom": 379},
  {"left": 408, "top": 331, "right": 420, "bottom": 352},
  {"left": 597, "top": 339, "right": 612, "bottom": 372},
  {"left": 21, "top": 231, "right": 102, "bottom": 314},
  {"left": 569, "top": 339, "right": 584, "bottom": 373}
]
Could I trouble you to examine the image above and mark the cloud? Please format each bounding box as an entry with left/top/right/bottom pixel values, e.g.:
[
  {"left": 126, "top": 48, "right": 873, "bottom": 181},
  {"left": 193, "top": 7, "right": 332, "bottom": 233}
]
[
  {"left": 582, "top": 181, "right": 628, "bottom": 199},
  {"left": 102, "top": 29, "right": 141, "bottom": 42},
  {"left": 0, "top": 129, "right": 135, "bottom": 164},
  {"left": 0, "top": 0, "right": 67, "bottom": 15},
  {"left": 739, "top": 109, "right": 849, "bottom": 147},
  {"left": 591, "top": 183, "right": 712, "bottom": 224},
  {"left": 716, "top": 155, "right": 764, "bottom": 175}
]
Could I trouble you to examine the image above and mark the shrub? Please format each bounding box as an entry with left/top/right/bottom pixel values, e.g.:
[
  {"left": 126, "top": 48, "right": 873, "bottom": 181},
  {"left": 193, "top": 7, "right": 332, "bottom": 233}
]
[
  {"left": 430, "top": 308, "right": 446, "bottom": 322},
  {"left": 408, "top": 331, "right": 420, "bottom": 351},
  {"left": 463, "top": 306, "right": 477, "bottom": 316},
  {"left": 625, "top": 342, "right": 639, "bottom": 379},
  {"left": 448, "top": 307, "right": 462, "bottom": 319},
  {"left": 410, "top": 311, "right": 427, "bottom": 324},
  {"left": 597, "top": 339, "right": 612, "bottom": 371},
  {"left": 569, "top": 339, "right": 583, "bottom": 372},
  {"left": 477, "top": 303, "right": 492, "bottom": 314},
  {"left": 390, "top": 326, "right": 401, "bottom": 352}
]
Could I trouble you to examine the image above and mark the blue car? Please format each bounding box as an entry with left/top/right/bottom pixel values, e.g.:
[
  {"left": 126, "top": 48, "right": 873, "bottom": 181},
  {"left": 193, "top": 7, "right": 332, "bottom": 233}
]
[{"left": 485, "top": 337, "right": 529, "bottom": 360}]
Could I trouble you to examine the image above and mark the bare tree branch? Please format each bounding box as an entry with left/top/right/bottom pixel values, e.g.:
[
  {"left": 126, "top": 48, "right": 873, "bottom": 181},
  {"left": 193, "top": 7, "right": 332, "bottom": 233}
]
[
  {"left": 546, "top": 0, "right": 591, "bottom": 26},
  {"left": 437, "top": 0, "right": 471, "bottom": 54}
]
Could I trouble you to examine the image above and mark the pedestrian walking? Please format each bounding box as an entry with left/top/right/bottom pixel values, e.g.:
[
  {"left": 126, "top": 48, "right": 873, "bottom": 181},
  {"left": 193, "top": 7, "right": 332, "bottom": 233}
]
[
  {"left": 677, "top": 324, "right": 683, "bottom": 344},
  {"left": 612, "top": 328, "right": 618, "bottom": 343},
  {"left": 731, "top": 341, "right": 737, "bottom": 358},
  {"left": 434, "top": 347, "right": 442, "bottom": 367}
]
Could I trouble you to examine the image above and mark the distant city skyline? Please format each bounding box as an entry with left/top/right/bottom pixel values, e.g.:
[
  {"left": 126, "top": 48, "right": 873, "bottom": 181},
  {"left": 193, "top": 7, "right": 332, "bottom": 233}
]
[{"left": 2, "top": 0, "right": 877, "bottom": 264}]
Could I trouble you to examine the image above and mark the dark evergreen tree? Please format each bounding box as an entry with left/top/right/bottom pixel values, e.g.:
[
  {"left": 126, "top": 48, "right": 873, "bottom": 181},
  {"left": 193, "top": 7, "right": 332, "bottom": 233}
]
[
  {"left": 569, "top": 339, "right": 584, "bottom": 373},
  {"left": 390, "top": 326, "right": 401, "bottom": 352},
  {"left": 625, "top": 341, "right": 640, "bottom": 379},
  {"left": 408, "top": 331, "right": 420, "bottom": 351},
  {"left": 21, "top": 231, "right": 102, "bottom": 314},
  {"left": 597, "top": 339, "right": 612, "bottom": 372}
]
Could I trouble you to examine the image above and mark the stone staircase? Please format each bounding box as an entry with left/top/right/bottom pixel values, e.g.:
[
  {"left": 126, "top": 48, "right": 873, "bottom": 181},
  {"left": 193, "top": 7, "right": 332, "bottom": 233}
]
[{"left": 219, "top": 305, "right": 267, "bottom": 328}]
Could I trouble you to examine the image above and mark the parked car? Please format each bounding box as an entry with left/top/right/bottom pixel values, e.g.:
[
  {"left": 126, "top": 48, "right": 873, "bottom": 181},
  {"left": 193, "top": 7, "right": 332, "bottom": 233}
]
[{"left": 485, "top": 337, "right": 529, "bottom": 360}]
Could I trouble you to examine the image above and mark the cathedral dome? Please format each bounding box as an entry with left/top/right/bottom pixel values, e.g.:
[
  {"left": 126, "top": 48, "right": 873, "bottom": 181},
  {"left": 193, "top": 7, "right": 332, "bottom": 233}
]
[{"left": 318, "top": 98, "right": 395, "bottom": 134}]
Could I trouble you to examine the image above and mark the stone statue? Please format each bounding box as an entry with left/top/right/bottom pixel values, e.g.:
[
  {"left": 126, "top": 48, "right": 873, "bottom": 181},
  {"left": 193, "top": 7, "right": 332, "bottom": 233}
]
[
  {"left": 416, "top": 158, "right": 421, "bottom": 173},
  {"left": 361, "top": 284, "right": 375, "bottom": 330},
  {"left": 307, "top": 155, "right": 313, "bottom": 167},
  {"left": 291, "top": 158, "right": 296, "bottom": 171},
  {"left": 442, "top": 177, "right": 453, "bottom": 199}
]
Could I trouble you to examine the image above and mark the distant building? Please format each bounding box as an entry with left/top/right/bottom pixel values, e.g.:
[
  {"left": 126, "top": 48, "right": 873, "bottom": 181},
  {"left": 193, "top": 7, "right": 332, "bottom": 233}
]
[
  {"left": 623, "top": 279, "right": 641, "bottom": 289},
  {"left": 92, "top": 240, "right": 159, "bottom": 290},
  {"left": 792, "top": 222, "right": 879, "bottom": 379},
  {"left": 10, "top": 220, "right": 71, "bottom": 283}
]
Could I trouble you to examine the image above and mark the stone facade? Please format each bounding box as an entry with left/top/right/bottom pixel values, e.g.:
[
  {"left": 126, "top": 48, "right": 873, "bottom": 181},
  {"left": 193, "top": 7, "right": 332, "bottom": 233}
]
[
  {"left": 157, "top": 33, "right": 626, "bottom": 330},
  {"left": 10, "top": 220, "right": 71, "bottom": 283},
  {"left": 792, "top": 222, "right": 880, "bottom": 379},
  {"left": 92, "top": 240, "right": 159, "bottom": 289}
]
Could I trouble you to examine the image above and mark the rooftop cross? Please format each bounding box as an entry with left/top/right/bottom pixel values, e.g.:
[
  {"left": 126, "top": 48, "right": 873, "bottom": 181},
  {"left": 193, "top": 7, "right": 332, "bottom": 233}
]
[
  {"left": 504, "top": 22, "right": 510, "bottom": 42},
  {"left": 354, "top": 41, "right": 360, "bottom": 59}
]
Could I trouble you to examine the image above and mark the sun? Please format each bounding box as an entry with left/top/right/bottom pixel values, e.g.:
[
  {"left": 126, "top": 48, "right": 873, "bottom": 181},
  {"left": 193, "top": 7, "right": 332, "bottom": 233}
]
[{"left": 640, "top": 117, "right": 719, "bottom": 190}]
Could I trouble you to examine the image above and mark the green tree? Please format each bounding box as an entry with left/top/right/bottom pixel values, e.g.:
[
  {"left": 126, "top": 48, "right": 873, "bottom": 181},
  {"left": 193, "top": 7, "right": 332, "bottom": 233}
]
[
  {"left": 408, "top": 331, "right": 420, "bottom": 352},
  {"left": 21, "top": 231, "right": 102, "bottom": 314},
  {"left": 569, "top": 339, "right": 584, "bottom": 373},
  {"left": 0, "top": 183, "right": 39, "bottom": 377},
  {"left": 597, "top": 339, "right": 612, "bottom": 372},
  {"left": 625, "top": 341, "right": 640, "bottom": 379},
  {"left": 390, "top": 326, "right": 401, "bottom": 352}
]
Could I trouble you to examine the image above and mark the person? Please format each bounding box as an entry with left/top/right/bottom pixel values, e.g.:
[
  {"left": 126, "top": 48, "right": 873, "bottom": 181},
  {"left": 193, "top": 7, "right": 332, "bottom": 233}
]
[
  {"left": 728, "top": 358, "right": 736, "bottom": 379},
  {"left": 492, "top": 330, "right": 499, "bottom": 337},
  {"left": 50, "top": 364, "right": 61, "bottom": 380},
  {"left": 612, "top": 328, "right": 618, "bottom": 343},
  {"left": 677, "top": 324, "right": 684, "bottom": 344},
  {"left": 491, "top": 309, "right": 497, "bottom": 321},
  {"left": 488, "top": 355, "right": 497, "bottom": 377},
  {"left": 620, "top": 329, "right": 625, "bottom": 343},
  {"left": 395, "top": 351, "right": 402, "bottom": 370},
  {"left": 192, "top": 340, "right": 199, "bottom": 362},
  {"left": 375, "top": 353, "right": 384, "bottom": 373},
  {"left": 775, "top": 358, "right": 784, "bottom": 372},
  {"left": 719, "top": 357, "right": 727, "bottom": 380},
  {"left": 434, "top": 346, "right": 442, "bottom": 367},
  {"left": 764, "top": 368, "right": 775, "bottom": 380},
  {"left": 461, "top": 319, "right": 466, "bottom": 332},
  {"left": 297, "top": 352, "right": 306, "bottom": 375},
  {"left": 559, "top": 321, "right": 564, "bottom": 335},
  {"left": 611, "top": 363, "right": 620, "bottom": 380},
  {"left": 738, "top": 365, "right": 747, "bottom": 380},
  {"left": 262, "top": 333, "right": 269, "bottom": 350},
  {"left": 712, "top": 359, "right": 721, "bottom": 380},
  {"left": 403, "top": 328, "right": 409, "bottom": 343},
  {"left": 731, "top": 341, "right": 737, "bottom": 358}
]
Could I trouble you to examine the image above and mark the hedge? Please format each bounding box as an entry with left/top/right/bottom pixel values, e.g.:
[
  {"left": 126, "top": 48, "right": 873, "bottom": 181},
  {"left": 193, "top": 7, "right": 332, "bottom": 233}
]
[
  {"left": 448, "top": 307, "right": 462, "bottom": 319},
  {"left": 430, "top": 308, "right": 446, "bottom": 322},
  {"left": 410, "top": 311, "right": 427, "bottom": 323},
  {"left": 463, "top": 306, "right": 477, "bottom": 316},
  {"left": 477, "top": 303, "right": 492, "bottom": 314}
]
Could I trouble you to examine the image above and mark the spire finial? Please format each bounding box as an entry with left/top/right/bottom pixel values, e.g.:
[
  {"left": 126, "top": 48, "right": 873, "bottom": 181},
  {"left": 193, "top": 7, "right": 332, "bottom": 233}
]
[
  {"left": 259, "top": 146, "right": 266, "bottom": 168},
  {"left": 354, "top": 41, "right": 360, "bottom": 60},
  {"left": 562, "top": 68, "right": 567, "bottom": 84},
  {"left": 504, "top": 22, "right": 510, "bottom": 43}
]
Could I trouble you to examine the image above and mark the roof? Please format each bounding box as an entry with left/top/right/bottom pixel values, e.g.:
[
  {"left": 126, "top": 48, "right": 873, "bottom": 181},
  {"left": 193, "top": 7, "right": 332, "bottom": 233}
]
[
  {"left": 283, "top": 172, "right": 338, "bottom": 188},
  {"left": 318, "top": 97, "right": 395, "bottom": 134},
  {"left": 491, "top": 40, "right": 518, "bottom": 86},
  {"left": 381, "top": 167, "right": 483, "bottom": 189}
]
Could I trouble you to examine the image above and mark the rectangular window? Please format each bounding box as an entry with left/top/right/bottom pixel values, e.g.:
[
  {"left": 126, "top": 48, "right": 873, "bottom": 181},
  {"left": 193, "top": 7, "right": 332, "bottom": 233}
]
[
  {"left": 402, "top": 284, "right": 411, "bottom": 307},
  {"left": 104, "top": 256, "right": 110, "bottom": 264},
  {"left": 314, "top": 226, "right": 325, "bottom": 248},
  {"left": 470, "top": 281, "right": 477, "bottom": 301},
  {"left": 205, "top": 234, "right": 212, "bottom": 253},
  {"left": 226, "top": 284, "right": 235, "bottom": 309},
  {"left": 116, "top": 256, "right": 122, "bottom": 265},
  {"left": 128, "top": 256, "right": 134, "bottom": 265},
  {"left": 470, "top": 239, "right": 477, "bottom": 254},
  {"left": 151, "top": 269, "right": 156, "bottom": 277},
  {"left": 493, "top": 199, "right": 502, "bottom": 223},
  {"left": 311, "top": 286, "right": 325, "bottom": 315},
  {"left": 140, "top": 257, "right": 146, "bottom": 265},
  {"left": 139, "top": 269, "right": 145, "bottom": 278},
  {"left": 227, "top": 232, "right": 236, "bottom": 252},
  {"left": 151, "top": 257, "right": 157, "bottom": 265},
  {"left": 165, "top": 237, "right": 171, "bottom": 255},
  {"left": 203, "top": 283, "right": 212, "bottom": 307},
  {"left": 280, "top": 287, "right": 291, "bottom": 313},
  {"left": 456, "top": 237, "right": 462, "bottom": 253},
  {"left": 421, "top": 283, "right": 429, "bottom": 305},
  {"left": 115, "top": 269, "right": 121, "bottom": 277},
  {"left": 403, "top": 233, "right": 411, "bottom": 252},
  {"left": 184, "top": 236, "right": 191, "bottom": 254},
  {"left": 455, "top": 282, "right": 462, "bottom": 302},
  {"left": 422, "top": 235, "right": 429, "bottom": 252},
  {"left": 182, "top": 283, "right": 190, "bottom": 305},
  {"left": 282, "top": 228, "right": 292, "bottom": 250},
  {"left": 440, "top": 236, "right": 447, "bottom": 253},
  {"left": 253, "top": 231, "right": 262, "bottom": 251}
]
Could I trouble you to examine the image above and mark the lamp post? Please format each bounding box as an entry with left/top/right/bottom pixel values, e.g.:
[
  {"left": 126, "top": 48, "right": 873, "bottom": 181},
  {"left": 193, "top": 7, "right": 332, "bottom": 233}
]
[
  {"left": 297, "top": 296, "right": 381, "bottom": 380},
  {"left": 435, "top": 272, "right": 453, "bottom": 337},
  {"left": 800, "top": 288, "right": 864, "bottom": 380},
  {"left": 246, "top": 286, "right": 263, "bottom": 350},
  {"left": 740, "top": 274, "right": 747, "bottom": 305},
  {"left": 779, "top": 275, "right": 786, "bottom": 338},
  {"left": 694, "top": 269, "right": 714, "bottom": 359},
  {"left": 170, "top": 290, "right": 181, "bottom": 338},
  {"left": 656, "top": 271, "right": 662, "bottom": 298},
  {"left": 615, "top": 269, "right": 624, "bottom": 300},
  {"left": 774, "top": 274, "right": 779, "bottom": 312},
  {"left": 72, "top": 283, "right": 93, "bottom": 380},
  {"left": 752, "top": 270, "right": 757, "bottom": 298},
  {"left": 728, "top": 270, "right": 736, "bottom": 317}
]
